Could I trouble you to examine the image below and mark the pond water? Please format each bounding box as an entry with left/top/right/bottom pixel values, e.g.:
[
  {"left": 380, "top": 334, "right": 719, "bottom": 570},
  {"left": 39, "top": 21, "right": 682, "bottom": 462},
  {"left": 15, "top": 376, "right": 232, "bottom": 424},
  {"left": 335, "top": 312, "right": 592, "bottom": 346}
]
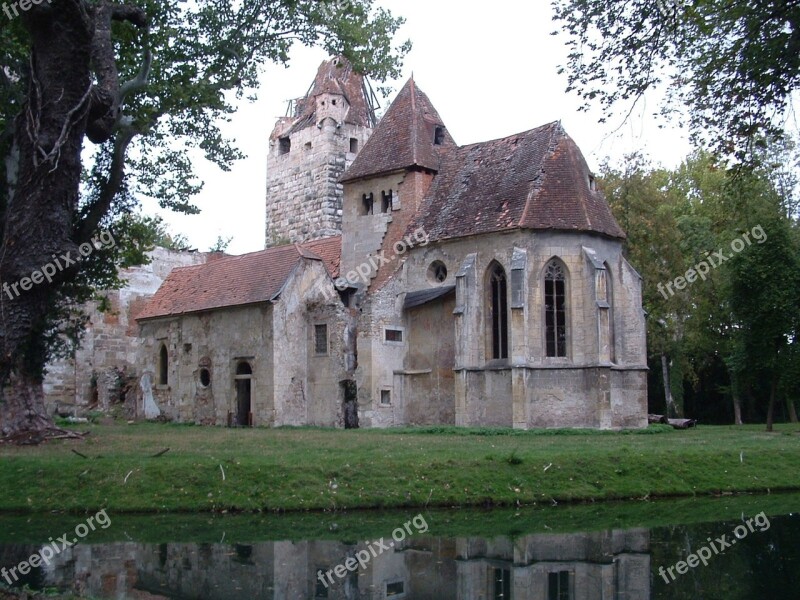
[{"left": 0, "top": 493, "right": 797, "bottom": 599}]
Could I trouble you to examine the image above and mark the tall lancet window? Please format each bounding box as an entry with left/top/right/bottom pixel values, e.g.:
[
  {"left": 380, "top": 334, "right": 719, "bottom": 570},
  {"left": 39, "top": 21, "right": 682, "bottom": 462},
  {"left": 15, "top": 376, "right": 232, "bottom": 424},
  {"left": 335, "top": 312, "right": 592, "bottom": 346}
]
[
  {"left": 545, "top": 260, "right": 567, "bottom": 358},
  {"left": 487, "top": 262, "right": 509, "bottom": 360}
]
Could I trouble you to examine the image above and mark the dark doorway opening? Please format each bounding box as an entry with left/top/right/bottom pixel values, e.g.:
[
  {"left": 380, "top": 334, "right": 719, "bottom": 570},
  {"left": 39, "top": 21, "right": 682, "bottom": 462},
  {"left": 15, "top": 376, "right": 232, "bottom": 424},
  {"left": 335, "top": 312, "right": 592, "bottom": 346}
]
[
  {"left": 341, "top": 380, "right": 359, "bottom": 429},
  {"left": 234, "top": 361, "right": 253, "bottom": 427}
]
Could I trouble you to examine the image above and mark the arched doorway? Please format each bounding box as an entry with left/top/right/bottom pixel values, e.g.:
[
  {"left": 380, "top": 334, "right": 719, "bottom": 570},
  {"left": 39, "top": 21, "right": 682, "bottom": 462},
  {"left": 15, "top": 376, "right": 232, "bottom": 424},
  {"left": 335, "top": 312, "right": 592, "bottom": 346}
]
[{"left": 234, "top": 361, "right": 252, "bottom": 427}]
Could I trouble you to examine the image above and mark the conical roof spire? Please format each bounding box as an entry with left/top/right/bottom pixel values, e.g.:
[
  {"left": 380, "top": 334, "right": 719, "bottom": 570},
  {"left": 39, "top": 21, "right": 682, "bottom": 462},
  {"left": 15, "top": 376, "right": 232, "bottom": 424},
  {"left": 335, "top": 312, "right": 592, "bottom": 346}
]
[{"left": 342, "top": 78, "right": 455, "bottom": 182}]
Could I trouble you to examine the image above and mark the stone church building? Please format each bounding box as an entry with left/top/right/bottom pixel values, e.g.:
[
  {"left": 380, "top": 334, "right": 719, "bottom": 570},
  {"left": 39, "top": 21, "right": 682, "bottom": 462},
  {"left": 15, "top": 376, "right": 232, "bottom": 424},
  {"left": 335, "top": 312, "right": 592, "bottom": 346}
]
[{"left": 136, "top": 57, "right": 648, "bottom": 429}]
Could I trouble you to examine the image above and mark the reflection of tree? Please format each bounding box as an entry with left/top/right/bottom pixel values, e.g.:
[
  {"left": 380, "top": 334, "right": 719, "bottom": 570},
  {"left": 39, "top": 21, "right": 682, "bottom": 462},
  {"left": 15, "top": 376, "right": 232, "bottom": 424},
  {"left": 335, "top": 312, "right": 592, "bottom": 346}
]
[{"left": 651, "top": 515, "right": 800, "bottom": 599}]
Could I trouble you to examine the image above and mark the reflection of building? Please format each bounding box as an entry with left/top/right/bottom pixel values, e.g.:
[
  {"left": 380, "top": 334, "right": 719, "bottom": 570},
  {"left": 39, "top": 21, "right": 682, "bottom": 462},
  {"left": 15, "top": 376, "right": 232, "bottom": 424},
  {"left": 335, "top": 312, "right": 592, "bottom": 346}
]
[
  {"left": 454, "top": 530, "right": 650, "bottom": 600},
  {"left": 35, "top": 529, "right": 650, "bottom": 599}
]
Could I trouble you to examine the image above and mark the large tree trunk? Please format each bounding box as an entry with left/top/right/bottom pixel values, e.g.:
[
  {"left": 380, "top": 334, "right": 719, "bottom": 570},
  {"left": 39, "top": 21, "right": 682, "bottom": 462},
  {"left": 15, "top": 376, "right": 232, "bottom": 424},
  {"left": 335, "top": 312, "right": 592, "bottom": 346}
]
[
  {"left": 0, "top": 3, "right": 93, "bottom": 438},
  {"left": 0, "top": 372, "right": 54, "bottom": 440},
  {"left": 787, "top": 397, "right": 798, "bottom": 424},
  {"left": 0, "top": 2, "right": 145, "bottom": 441},
  {"left": 766, "top": 374, "right": 779, "bottom": 432}
]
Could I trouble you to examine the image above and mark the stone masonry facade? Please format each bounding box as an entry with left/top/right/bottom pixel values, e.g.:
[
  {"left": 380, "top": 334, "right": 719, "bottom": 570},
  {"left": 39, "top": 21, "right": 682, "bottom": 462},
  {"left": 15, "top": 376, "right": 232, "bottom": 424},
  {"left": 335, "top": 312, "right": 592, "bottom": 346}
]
[
  {"left": 265, "top": 57, "right": 375, "bottom": 246},
  {"left": 134, "top": 57, "right": 648, "bottom": 430}
]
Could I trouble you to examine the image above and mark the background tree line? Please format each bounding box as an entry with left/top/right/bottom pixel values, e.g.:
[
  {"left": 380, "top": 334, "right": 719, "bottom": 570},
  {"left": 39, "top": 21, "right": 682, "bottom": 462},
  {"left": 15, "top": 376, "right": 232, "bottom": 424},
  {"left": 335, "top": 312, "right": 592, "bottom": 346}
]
[{"left": 600, "top": 145, "right": 800, "bottom": 427}]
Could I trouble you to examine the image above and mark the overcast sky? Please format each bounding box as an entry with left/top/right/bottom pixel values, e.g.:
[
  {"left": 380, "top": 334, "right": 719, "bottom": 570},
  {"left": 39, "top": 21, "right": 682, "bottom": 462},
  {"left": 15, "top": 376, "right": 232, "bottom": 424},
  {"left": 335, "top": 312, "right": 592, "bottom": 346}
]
[{"left": 140, "top": 0, "right": 694, "bottom": 255}]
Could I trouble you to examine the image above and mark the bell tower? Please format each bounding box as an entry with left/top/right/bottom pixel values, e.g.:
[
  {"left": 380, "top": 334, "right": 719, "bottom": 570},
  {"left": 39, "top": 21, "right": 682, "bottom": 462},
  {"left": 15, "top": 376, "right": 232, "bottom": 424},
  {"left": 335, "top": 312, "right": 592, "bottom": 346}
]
[{"left": 265, "top": 57, "right": 378, "bottom": 246}]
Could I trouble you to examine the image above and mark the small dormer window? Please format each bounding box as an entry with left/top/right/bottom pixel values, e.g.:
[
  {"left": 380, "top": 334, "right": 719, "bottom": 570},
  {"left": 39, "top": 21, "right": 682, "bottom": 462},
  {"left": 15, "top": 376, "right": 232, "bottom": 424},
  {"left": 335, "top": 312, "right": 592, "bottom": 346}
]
[
  {"left": 362, "top": 193, "right": 374, "bottom": 215},
  {"left": 279, "top": 137, "right": 291, "bottom": 155},
  {"left": 434, "top": 126, "right": 445, "bottom": 145},
  {"left": 589, "top": 174, "right": 597, "bottom": 191}
]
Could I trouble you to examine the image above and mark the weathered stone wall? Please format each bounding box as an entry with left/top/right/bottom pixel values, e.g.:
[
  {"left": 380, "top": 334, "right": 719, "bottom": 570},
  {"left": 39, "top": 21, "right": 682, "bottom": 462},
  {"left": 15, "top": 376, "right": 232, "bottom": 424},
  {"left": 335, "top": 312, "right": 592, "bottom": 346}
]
[
  {"left": 265, "top": 117, "right": 371, "bottom": 246},
  {"left": 272, "top": 259, "right": 350, "bottom": 427},
  {"left": 402, "top": 293, "right": 456, "bottom": 425},
  {"left": 339, "top": 171, "right": 405, "bottom": 279},
  {"left": 137, "top": 258, "right": 348, "bottom": 426},
  {"left": 355, "top": 229, "right": 648, "bottom": 429},
  {"left": 43, "top": 247, "right": 209, "bottom": 416},
  {"left": 138, "top": 304, "right": 275, "bottom": 425}
]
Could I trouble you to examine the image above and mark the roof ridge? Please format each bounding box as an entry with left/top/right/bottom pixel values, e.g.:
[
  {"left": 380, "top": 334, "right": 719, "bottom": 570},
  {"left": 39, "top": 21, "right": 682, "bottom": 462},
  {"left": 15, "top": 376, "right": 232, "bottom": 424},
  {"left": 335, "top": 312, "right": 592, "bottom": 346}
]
[
  {"left": 519, "top": 122, "right": 561, "bottom": 228},
  {"left": 410, "top": 77, "right": 418, "bottom": 166}
]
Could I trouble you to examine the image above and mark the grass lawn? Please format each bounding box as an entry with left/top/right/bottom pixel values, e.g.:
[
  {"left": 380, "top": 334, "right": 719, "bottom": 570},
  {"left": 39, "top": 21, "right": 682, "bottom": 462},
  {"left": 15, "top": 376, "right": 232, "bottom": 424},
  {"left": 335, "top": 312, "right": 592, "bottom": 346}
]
[{"left": 0, "top": 422, "right": 798, "bottom": 514}]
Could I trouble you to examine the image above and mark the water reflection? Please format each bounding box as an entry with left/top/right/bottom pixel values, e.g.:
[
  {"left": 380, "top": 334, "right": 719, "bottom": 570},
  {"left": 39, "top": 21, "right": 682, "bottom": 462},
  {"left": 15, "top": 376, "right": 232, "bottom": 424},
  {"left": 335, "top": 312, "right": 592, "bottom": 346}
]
[
  {"left": 5, "top": 529, "right": 649, "bottom": 599},
  {"left": 1, "top": 501, "right": 798, "bottom": 599}
]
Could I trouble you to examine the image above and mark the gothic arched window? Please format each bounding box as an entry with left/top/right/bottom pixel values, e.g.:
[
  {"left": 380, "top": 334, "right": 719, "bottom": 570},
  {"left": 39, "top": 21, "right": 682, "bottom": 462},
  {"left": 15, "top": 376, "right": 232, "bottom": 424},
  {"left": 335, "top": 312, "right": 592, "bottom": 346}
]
[
  {"left": 487, "top": 262, "right": 509, "bottom": 360},
  {"left": 544, "top": 260, "right": 567, "bottom": 358}
]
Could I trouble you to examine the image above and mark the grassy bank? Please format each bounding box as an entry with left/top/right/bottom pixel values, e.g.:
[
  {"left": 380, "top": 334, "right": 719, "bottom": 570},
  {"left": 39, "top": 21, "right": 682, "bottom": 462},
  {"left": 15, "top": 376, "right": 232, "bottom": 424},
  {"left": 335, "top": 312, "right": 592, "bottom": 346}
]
[{"left": 0, "top": 422, "right": 799, "bottom": 514}]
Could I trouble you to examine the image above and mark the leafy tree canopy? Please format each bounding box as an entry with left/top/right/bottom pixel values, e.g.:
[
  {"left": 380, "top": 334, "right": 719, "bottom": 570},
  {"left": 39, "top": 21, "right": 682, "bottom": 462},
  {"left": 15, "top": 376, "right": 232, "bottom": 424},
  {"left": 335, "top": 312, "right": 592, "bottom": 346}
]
[
  {"left": 0, "top": 0, "right": 409, "bottom": 373},
  {"left": 552, "top": 0, "right": 800, "bottom": 162}
]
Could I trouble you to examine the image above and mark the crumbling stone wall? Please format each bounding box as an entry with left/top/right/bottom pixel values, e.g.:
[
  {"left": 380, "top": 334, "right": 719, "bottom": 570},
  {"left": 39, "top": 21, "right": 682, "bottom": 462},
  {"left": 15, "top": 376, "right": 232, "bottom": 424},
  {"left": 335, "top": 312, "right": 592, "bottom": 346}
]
[{"left": 43, "top": 247, "right": 209, "bottom": 416}]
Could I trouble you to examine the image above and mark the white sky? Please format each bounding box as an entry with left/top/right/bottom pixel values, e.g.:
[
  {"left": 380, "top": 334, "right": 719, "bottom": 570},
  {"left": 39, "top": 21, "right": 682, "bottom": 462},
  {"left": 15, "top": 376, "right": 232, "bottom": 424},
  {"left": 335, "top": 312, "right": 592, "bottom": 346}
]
[{"left": 140, "top": 0, "right": 693, "bottom": 255}]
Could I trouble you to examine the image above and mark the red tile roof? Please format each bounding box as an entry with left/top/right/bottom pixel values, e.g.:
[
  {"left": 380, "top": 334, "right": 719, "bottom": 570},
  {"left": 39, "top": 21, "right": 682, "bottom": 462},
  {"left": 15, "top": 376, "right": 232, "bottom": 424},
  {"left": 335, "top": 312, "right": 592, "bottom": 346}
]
[
  {"left": 136, "top": 237, "right": 341, "bottom": 321},
  {"left": 408, "top": 122, "right": 625, "bottom": 241},
  {"left": 341, "top": 78, "right": 456, "bottom": 183}
]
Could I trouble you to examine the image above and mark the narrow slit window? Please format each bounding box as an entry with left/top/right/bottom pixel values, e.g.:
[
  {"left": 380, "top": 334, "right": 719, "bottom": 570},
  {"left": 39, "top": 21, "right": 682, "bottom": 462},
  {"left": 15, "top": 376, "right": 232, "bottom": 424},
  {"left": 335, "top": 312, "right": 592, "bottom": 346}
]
[
  {"left": 362, "top": 193, "right": 374, "bottom": 215},
  {"left": 434, "top": 126, "right": 445, "bottom": 145},
  {"left": 314, "top": 324, "right": 328, "bottom": 355},
  {"left": 494, "top": 568, "right": 511, "bottom": 600},
  {"left": 381, "top": 190, "right": 393, "bottom": 213},
  {"left": 349, "top": 137, "right": 359, "bottom": 153},
  {"left": 545, "top": 261, "right": 567, "bottom": 358},
  {"left": 488, "top": 263, "right": 509, "bottom": 360},
  {"left": 158, "top": 344, "right": 169, "bottom": 385}
]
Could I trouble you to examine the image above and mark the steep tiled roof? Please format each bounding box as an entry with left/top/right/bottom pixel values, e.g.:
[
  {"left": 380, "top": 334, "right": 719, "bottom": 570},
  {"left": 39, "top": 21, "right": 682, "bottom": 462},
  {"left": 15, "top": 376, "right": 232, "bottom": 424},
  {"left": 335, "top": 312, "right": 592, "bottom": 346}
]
[
  {"left": 409, "top": 122, "right": 625, "bottom": 241},
  {"left": 136, "top": 237, "right": 341, "bottom": 321},
  {"left": 341, "top": 78, "right": 456, "bottom": 182},
  {"left": 278, "top": 56, "right": 375, "bottom": 137}
]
